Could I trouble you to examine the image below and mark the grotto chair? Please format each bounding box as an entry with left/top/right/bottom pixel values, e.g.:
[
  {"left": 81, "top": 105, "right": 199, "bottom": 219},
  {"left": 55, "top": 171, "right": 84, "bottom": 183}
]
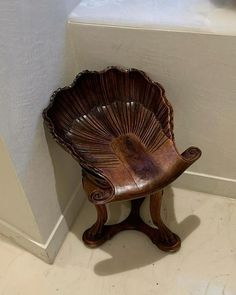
[{"left": 43, "top": 67, "right": 201, "bottom": 252}]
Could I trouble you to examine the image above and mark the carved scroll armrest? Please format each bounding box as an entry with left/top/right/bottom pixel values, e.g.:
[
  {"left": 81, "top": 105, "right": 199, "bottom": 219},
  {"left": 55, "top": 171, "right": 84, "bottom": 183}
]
[
  {"left": 181, "top": 146, "right": 202, "bottom": 163},
  {"left": 82, "top": 168, "right": 114, "bottom": 205}
]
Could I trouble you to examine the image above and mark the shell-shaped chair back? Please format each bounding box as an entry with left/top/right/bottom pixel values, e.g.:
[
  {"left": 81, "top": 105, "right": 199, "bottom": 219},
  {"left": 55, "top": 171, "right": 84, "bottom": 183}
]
[
  {"left": 44, "top": 67, "right": 173, "bottom": 162},
  {"left": 43, "top": 67, "right": 201, "bottom": 204}
]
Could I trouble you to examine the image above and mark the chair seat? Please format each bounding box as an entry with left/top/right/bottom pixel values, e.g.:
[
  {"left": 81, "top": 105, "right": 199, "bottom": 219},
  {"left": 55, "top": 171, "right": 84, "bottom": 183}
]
[
  {"left": 67, "top": 101, "right": 201, "bottom": 203},
  {"left": 83, "top": 137, "right": 200, "bottom": 203}
]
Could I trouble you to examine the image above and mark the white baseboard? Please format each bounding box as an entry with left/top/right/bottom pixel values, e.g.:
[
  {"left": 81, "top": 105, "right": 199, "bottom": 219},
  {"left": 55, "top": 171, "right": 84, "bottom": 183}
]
[
  {"left": 173, "top": 170, "right": 236, "bottom": 199},
  {"left": 0, "top": 184, "right": 86, "bottom": 264}
]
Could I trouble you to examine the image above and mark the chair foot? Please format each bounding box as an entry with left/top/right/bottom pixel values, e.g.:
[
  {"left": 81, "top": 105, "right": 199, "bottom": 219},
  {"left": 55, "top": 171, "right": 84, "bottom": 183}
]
[
  {"left": 150, "top": 191, "right": 181, "bottom": 252},
  {"left": 82, "top": 204, "right": 108, "bottom": 247},
  {"left": 83, "top": 195, "right": 181, "bottom": 252}
]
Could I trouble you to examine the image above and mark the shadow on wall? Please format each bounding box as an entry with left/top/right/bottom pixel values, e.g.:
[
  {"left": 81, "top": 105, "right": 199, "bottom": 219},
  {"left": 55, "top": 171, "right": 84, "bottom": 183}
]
[
  {"left": 70, "top": 186, "right": 200, "bottom": 276},
  {"left": 44, "top": 125, "right": 82, "bottom": 225},
  {"left": 210, "top": 0, "right": 236, "bottom": 9}
]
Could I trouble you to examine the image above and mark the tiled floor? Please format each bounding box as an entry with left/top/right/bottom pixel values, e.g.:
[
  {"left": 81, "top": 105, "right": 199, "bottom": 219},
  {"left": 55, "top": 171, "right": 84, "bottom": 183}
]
[{"left": 0, "top": 188, "right": 236, "bottom": 295}]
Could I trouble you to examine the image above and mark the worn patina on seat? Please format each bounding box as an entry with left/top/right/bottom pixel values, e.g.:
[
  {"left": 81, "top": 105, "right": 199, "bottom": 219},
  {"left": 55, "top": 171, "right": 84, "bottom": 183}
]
[{"left": 43, "top": 67, "right": 201, "bottom": 252}]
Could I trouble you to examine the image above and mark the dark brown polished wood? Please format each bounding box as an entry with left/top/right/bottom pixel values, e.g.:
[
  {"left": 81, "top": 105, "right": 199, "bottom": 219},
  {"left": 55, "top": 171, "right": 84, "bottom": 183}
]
[{"left": 43, "top": 67, "right": 201, "bottom": 252}]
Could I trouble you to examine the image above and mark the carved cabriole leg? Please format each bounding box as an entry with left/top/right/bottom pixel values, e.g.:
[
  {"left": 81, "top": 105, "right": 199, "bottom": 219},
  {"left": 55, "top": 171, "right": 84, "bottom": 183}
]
[
  {"left": 83, "top": 204, "right": 108, "bottom": 247},
  {"left": 82, "top": 198, "right": 145, "bottom": 248},
  {"left": 82, "top": 190, "right": 181, "bottom": 252},
  {"left": 150, "top": 190, "right": 181, "bottom": 252}
]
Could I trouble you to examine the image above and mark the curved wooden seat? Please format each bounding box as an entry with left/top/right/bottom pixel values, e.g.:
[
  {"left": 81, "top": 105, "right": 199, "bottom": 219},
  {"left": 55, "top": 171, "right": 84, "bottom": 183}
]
[
  {"left": 43, "top": 67, "right": 201, "bottom": 252},
  {"left": 68, "top": 100, "right": 201, "bottom": 203}
]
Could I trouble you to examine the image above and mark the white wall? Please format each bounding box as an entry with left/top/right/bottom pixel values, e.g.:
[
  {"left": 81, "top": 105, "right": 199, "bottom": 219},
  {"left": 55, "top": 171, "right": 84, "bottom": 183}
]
[
  {"left": 0, "top": 0, "right": 83, "bottom": 260},
  {"left": 0, "top": 138, "right": 42, "bottom": 242},
  {"left": 69, "top": 22, "right": 236, "bottom": 198}
]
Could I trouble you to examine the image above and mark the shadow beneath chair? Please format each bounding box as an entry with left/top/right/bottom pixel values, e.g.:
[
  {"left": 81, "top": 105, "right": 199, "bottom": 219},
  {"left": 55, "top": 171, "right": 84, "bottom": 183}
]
[{"left": 72, "top": 186, "right": 200, "bottom": 276}]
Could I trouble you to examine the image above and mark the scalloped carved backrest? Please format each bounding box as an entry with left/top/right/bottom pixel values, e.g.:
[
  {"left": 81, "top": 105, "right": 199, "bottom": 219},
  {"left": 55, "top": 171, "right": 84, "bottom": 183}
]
[{"left": 44, "top": 68, "right": 174, "bottom": 164}]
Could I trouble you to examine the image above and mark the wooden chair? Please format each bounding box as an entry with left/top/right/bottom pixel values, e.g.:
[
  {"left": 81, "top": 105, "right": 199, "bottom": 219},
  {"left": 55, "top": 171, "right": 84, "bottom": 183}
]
[{"left": 43, "top": 67, "right": 201, "bottom": 252}]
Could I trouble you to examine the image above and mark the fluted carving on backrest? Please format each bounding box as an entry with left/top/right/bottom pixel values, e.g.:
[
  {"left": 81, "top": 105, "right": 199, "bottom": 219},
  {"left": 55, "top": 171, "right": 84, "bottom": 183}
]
[
  {"left": 43, "top": 67, "right": 174, "bottom": 164},
  {"left": 67, "top": 101, "right": 169, "bottom": 168}
]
